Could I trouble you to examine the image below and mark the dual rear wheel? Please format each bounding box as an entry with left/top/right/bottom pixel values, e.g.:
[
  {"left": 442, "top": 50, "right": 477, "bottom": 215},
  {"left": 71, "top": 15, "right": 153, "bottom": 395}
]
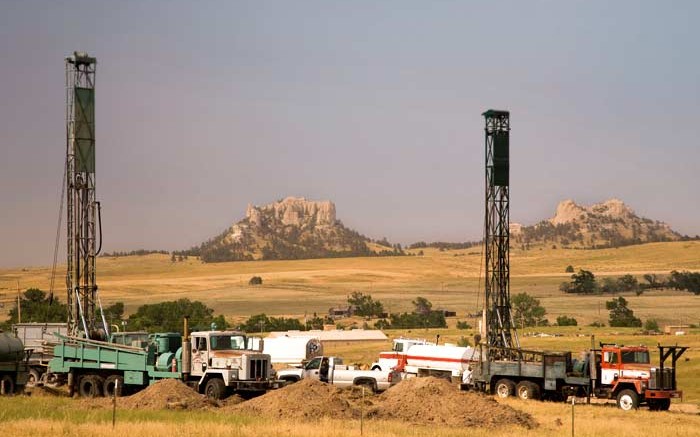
[{"left": 494, "top": 379, "right": 541, "bottom": 401}]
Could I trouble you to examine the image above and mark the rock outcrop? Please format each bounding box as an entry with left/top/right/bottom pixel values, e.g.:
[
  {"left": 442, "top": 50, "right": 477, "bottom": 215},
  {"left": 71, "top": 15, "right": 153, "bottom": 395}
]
[
  {"left": 192, "top": 197, "right": 375, "bottom": 262},
  {"left": 513, "top": 199, "right": 682, "bottom": 249}
]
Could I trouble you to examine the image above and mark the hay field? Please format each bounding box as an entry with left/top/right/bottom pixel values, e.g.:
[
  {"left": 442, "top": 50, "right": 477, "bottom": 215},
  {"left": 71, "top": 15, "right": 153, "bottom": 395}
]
[{"left": 1, "top": 241, "right": 699, "bottom": 326}]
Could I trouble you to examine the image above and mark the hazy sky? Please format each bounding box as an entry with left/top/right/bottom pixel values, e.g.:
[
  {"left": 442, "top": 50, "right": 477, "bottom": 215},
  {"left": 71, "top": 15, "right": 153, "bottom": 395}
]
[{"left": 1, "top": 1, "right": 699, "bottom": 268}]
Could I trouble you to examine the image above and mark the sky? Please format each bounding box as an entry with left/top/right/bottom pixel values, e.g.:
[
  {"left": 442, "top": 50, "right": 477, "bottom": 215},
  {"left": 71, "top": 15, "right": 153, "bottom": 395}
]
[{"left": 1, "top": 0, "right": 699, "bottom": 268}]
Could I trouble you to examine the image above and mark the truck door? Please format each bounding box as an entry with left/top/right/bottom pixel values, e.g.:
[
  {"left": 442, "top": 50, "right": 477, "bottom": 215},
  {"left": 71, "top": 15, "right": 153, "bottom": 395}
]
[
  {"left": 601, "top": 350, "right": 619, "bottom": 385},
  {"left": 303, "top": 357, "right": 322, "bottom": 380},
  {"left": 191, "top": 336, "right": 209, "bottom": 376}
]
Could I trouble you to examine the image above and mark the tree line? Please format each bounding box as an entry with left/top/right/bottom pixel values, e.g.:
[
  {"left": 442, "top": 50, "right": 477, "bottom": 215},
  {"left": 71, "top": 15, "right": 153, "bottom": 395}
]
[{"left": 560, "top": 269, "right": 700, "bottom": 295}]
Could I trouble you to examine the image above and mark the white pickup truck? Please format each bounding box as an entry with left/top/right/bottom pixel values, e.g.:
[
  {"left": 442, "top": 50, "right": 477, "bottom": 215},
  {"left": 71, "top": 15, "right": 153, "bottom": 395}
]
[{"left": 277, "top": 356, "right": 399, "bottom": 393}]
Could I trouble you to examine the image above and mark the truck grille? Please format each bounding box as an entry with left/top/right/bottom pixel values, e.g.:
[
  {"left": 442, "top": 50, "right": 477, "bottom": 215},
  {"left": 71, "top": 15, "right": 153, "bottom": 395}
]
[
  {"left": 649, "top": 368, "right": 674, "bottom": 390},
  {"left": 248, "top": 358, "right": 268, "bottom": 380}
]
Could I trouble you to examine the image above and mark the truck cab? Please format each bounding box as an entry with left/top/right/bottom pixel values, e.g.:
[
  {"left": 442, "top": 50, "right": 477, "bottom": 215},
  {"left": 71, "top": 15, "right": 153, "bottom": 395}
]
[
  {"left": 371, "top": 338, "right": 434, "bottom": 371},
  {"left": 188, "top": 331, "right": 277, "bottom": 399}
]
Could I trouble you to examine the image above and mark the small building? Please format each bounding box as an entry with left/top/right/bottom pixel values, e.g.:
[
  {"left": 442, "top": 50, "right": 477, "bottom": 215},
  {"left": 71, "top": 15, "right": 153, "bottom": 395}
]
[
  {"left": 664, "top": 325, "right": 690, "bottom": 335},
  {"left": 328, "top": 306, "right": 355, "bottom": 319},
  {"left": 268, "top": 329, "right": 388, "bottom": 342}
]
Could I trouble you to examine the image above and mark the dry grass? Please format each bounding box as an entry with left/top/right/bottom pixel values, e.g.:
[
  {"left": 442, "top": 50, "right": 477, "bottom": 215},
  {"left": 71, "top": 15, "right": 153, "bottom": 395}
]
[{"left": 1, "top": 394, "right": 699, "bottom": 437}]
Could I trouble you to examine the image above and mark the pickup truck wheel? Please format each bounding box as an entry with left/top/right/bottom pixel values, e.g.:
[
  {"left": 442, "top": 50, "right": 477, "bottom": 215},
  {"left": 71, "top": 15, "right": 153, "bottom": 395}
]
[
  {"left": 371, "top": 366, "right": 381, "bottom": 371},
  {"left": 616, "top": 389, "right": 639, "bottom": 411},
  {"left": 280, "top": 376, "right": 300, "bottom": 384},
  {"left": 103, "top": 375, "right": 124, "bottom": 397},
  {"left": 78, "top": 375, "right": 103, "bottom": 398},
  {"left": 494, "top": 379, "right": 516, "bottom": 399},
  {"left": 0, "top": 375, "right": 15, "bottom": 395},
  {"left": 355, "top": 380, "right": 376, "bottom": 393},
  {"left": 204, "top": 378, "right": 226, "bottom": 400},
  {"left": 516, "top": 381, "right": 540, "bottom": 401}
]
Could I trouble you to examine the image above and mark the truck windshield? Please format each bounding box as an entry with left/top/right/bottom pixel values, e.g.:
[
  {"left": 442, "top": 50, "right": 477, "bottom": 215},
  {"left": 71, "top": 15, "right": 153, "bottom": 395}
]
[
  {"left": 393, "top": 343, "right": 404, "bottom": 352},
  {"left": 621, "top": 350, "right": 649, "bottom": 364},
  {"left": 210, "top": 335, "right": 247, "bottom": 351}
]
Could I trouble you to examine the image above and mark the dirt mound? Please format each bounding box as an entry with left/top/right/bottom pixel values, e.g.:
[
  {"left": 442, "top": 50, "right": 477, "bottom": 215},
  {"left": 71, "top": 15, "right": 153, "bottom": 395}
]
[
  {"left": 230, "top": 379, "right": 366, "bottom": 419},
  {"left": 371, "top": 377, "right": 536, "bottom": 428},
  {"left": 117, "top": 379, "right": 215, "bottom": 410}
]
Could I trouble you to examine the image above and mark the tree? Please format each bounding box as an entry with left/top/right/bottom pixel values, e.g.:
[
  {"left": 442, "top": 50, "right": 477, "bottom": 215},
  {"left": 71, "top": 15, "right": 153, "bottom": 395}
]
[
  {"left": 565, "top": 265, "right": 574, "bottom": 273},
  {"left": 511, "top": 293, "right": 547, "bottom": 327},
  {"left": 616, "top": 275, "right": 639, "bottom": 293},
  {"left": 101, "top": 302, "right": 125, "bottom": 324},
  {"left": 605, "top": 297, "right": 642, "bottom": 327},
  {"left": 6, "top": 288, "right": 67, "bottom": 324},
  {"left": 347, "top": 292, "right": 384, "bottom": 318},
  {"left": 412, "top": 297, "right": 433, "bottom": 316},
  {"left": 668, "top": 270, "right": 700, "bottom": 294},
  {"left": 126, "top": 299, "right": 227, "bottom": 332},
  {"left": 556, "top": 315, "right": 578, "bottom": 326},
  {"left": 644, "top": 319, "right": 660, "bottom": 332},
  {"left": 239, "top": 313, "right": 304, "bottom": 333},
  {"left": 643, "top": 273, "right": 661, "bottom": 289},
  {"left": 600, "top": 277, "right": 619, "bottom": 294},
  {"left": 456, "top": 321, "right": 472, "bottom": 330},
  {"left": 571, "top": 269, "right": 597, "bottom": 293}
]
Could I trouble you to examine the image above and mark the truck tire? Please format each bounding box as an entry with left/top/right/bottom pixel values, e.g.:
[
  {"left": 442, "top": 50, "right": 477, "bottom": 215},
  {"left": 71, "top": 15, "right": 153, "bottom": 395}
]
[
  {"left": 354, "top": 379, "right": 377, "bottom": 393},
  {"left": 516, "top": 381, "right": 541, "bottom": 401},
  {"left": 648, "top": 398, "right": 671, "bottom": 411},
  {"left": 204, "top": 378, "right": 227, "bottom": 400},
  {"left": 103, "top": 375, "right": 124, "bottom": 397},
  {"left": 280, "top": 376, "right": 300, "bottom": 384},
  {"left": 0, "top": 375, "right": 15, "bottom": 395},
  {"left": 26, "top": 369, "right": 41, "bottom": 388},
  {"left": 494, "top": 379, "right": 516, "bottom": 399},
  {"left": 78, "top": 375, "right": 103, "bottom": 398},
  {"left": 371, "top": 365, "right": 382, "bottom": 371},
  {"left": 616, "top": 389, "right": 639, "bottom": 411}
]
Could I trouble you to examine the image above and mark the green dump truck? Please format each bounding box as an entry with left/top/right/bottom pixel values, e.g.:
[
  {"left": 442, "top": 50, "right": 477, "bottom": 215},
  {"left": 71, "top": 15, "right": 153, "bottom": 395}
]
[{"left": 49, "top": 328, "right": 281, "bottom": 399}]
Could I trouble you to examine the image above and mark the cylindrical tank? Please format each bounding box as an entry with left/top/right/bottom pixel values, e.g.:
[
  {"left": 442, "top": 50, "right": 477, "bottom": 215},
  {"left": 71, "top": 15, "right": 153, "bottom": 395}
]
[
  {"left": 0, "top": 333, "right": 24, "bottom": 363},
  {"left": 156, "top": 352, "right": 175, "bottom": 372},
  {"left": 405, "top": 345, "right": 478, "bottom": 373},
  {"left": 262, "top": 336, "right": 323, "bottom": 364}
]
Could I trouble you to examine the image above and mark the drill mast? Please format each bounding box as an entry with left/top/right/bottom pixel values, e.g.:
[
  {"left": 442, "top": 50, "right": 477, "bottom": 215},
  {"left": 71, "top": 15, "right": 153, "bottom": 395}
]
[
  {"left": 65, "top": 51, "right": 108, "bottom": 339},
  {"left": 482, "top": 109, "right": 519, "bottom": 356}
]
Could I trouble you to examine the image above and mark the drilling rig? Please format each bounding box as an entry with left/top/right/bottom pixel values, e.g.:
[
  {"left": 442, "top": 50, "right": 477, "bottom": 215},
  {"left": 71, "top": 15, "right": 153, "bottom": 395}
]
[
  {"left": 64, "top": 51, "right": 109, "bottom": 340},
  {"left": 471, "top": 110, "right": 686, "bottom": 410}
]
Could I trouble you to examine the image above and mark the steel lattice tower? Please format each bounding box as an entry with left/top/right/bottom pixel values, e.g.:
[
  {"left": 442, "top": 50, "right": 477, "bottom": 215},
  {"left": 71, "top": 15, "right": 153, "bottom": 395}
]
[
  {"left": 482, "top": 109, "right": 519, "bottom": 354},
  {"left": 65, "top": 52, "right": 107, "bottom": 339}
]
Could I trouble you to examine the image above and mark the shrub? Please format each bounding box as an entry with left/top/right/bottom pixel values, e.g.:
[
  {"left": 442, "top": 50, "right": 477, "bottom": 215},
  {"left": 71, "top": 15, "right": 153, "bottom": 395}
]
[
  {"left": 556, "top": 315, "right": 578, "bottom": 326},
  {"left": 249, "top": 276, "right": 263, "bottom": 286}
]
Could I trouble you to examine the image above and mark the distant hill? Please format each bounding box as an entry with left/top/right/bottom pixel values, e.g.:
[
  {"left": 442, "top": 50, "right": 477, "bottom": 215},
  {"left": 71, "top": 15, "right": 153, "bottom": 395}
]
[
  {"left": 511, "top": 198, "right": 684, "bottom": 249},
  {"left": 183, "top": 197, "right": 403, "bottom": 262}
]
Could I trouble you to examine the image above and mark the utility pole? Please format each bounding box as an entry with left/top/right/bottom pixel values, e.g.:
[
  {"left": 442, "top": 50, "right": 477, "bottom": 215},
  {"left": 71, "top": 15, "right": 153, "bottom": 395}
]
[{"left": 16, "top": 280, "right": 21, "bottom": 323}]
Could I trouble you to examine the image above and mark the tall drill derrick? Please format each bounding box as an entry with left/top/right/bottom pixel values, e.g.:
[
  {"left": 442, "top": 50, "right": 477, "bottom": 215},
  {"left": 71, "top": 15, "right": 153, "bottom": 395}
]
[
  {"left": 65, "top": 51, "right": 107, "bottom": 339},
  {"left": 482, "top": 109, "right": 519, "bottom": 356}
]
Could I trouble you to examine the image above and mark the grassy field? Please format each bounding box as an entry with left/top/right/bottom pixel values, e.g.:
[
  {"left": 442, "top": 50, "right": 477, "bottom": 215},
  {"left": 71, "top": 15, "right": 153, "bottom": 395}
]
[
  {"left": 1, "top": 241, "right": 700, "bottom": 435},
  {"left": 1, "top": 241, "right": 698, "bottom": 326},
  {"left": 1, "top": 381, "right": 699, "bottom": 437}
]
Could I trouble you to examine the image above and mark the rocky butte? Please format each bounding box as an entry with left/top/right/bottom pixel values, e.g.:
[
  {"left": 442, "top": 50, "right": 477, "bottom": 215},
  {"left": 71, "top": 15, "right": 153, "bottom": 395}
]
[
  {"left": 192, "top": 197, "right": 393, "bottom": 262},
  {"left": 511, "top": 198, "right": 682, "bottom": 249}
]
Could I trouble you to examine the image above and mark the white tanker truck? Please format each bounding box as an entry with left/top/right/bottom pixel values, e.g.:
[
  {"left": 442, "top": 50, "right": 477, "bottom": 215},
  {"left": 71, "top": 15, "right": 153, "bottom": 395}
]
[{"left": 372, "top": 338, "right": 479, "bottom": 383}]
